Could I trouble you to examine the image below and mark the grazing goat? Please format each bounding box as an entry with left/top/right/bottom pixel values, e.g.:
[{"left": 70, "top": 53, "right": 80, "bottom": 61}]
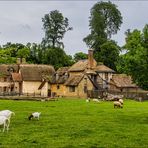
[
  {"left": 28, "top": 112, "right": 41, "bottom": 120},
  {"left": 114, "top": 101, "right": 123, "bottom": 108},
  {"left": 0, "top": 110, "right": 15, "bottom": 120},
  {"left": 0, "top": 116, "right": 10, "bottom": 132}
]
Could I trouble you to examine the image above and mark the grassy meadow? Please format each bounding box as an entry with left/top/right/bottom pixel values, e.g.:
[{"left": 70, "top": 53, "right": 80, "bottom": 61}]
[{"left": 0, "top": 98, "right": 148, "bottom": 148}]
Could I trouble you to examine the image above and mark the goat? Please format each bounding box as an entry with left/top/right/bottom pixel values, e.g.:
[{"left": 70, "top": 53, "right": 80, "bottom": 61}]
[
  {"left": 28, "top": 112, "right": 41, "bottom": 120},
  {"left": 113, "top": 101, "right": 123, "bottom": 108},
  {"left": 0, "top": 110, "right": 15, "bottom": 120},
  {"left": 0, "top": 116, "right": 10, "bottom": 132}
]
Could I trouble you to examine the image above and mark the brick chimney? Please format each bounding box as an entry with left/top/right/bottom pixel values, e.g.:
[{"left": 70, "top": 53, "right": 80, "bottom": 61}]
[{"left": 88, "top": 49, "right": 94, "bottom": 69}]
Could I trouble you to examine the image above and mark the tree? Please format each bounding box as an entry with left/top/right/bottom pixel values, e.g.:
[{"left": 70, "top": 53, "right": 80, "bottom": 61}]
[
  {"left": 95, "top": 40, "right": 120, "bottom": 71},
  {"left": 73, "top": 52, "right": 87, "bottom": 62},
  {"left": 43, "top": 47, "right": 74, "bottom": 70},
  {"left": 117, "top": 24, "right": 148, "bottom": 90},
  {"left": 83, "top": 1, "right": 122, "bottom": 51},
  {"left": 42, "top": 10, "right": 72, "bottom": 48}
]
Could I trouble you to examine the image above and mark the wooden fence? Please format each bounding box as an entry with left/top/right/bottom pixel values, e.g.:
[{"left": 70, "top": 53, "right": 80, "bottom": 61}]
[{"left": 87, "top": 90, "right": 148, "bottom": 101}]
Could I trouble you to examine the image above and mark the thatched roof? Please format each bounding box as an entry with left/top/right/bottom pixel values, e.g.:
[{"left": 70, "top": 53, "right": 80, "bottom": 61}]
[
  {"left": 56, "top": 67, "right": 69, "bottom": 76},
  {"left": 11, "top": 73, "right": 22, "bottom": 82},
  {"left": 51, "top": 75, "right": 68, "bottom": 84},
  {"left": 0, "top": 64, "right": 19, "bottom": 76},
  {"left": 111, "top": 74, "right": 138, "bottom": 88},
  {"left": 68, "top": 60, "right": 88, "bottom": 72},
  {"left": 51, "top": 67, "right": 69, "bottom": 84},
  {"left": 95, "top": 64, "right": 115, "bottom": 73},
  {"left": 64, "top": 74, "right": 84, "bottom": 86},
  {"left": 20, "top": 64, "right": 55, "bottom": 81},
  {"left": 68, "top": 60, "right": 96, "bottom": 72}
]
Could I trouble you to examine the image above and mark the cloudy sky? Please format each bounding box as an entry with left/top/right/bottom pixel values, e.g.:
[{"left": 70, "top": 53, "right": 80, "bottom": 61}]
[{"left": 0, "top": 1, "right": 148, "bottom": 56}]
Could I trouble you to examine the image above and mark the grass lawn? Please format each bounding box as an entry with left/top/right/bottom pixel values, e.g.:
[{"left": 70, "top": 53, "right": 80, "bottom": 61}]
[{"left": 0, "top": 99, "right": 148, "bottom": 148}]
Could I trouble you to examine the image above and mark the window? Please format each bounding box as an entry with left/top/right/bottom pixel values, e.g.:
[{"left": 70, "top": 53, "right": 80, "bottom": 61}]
[
  {"left": 69, "top": 86, "right": 75, "bottom": 92},
  {"left": 84, "top": 85, "right": 87, "bottom": 93},
  {"left": 57, "top": 85, "right": 60, "bottom": 89},
  {"left": 4, "top": 77, "right": 7, "bottom": 82},
  {"left": 3, "top": 87, "right": 7, "bottom": 92},
  {"left": 105, "top": 73, "right": 108, "bottom": 81}
]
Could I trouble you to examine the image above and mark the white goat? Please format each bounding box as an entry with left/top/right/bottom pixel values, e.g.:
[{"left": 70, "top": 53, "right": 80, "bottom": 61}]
[
  {"left": 0, "top": 116, "right": 10, "bottom": 132},
  {"left": 28, "top": 112, "right": 41, "bottom": 120},
  {"left": 0, "top": 110, "right": 15, "bottom": 120}
]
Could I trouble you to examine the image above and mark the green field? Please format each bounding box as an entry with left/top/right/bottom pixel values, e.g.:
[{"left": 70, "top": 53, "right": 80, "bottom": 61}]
[{"left": 0, "top": 99, "right": 148, "bottom": 148}]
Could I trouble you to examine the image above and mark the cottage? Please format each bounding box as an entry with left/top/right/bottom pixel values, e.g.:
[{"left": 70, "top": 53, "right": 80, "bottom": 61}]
[
  {"left": 50, "top": 49, "right": 115, "bottom": 98},
  {"left": 0, "top": 64, "right": 55, "bottom": 97}
]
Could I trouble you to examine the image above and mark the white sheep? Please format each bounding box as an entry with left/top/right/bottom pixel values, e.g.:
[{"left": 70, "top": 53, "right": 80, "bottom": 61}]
[
  {"left": 28, "top": 112, "right": 41, "bottom": 120},
  {"left": 0, "top": 110, "right": 15, "bottom": 120},
  {"left": 0, "top": 116, "right": 10, "bottom": 132},
  {"left": 113, "top": 101, "right": 123, "bottom": 108},
  {"left": 92, "top": 98, "right": 100, "bottom": 102},
  {"left": 119, "top": 99, "right": 124, "bottom": 105}
]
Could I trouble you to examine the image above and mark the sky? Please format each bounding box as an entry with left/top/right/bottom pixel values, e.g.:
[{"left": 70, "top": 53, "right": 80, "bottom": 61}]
[{"left": 0, "top": 1, "right": 148, "bottom": 56}]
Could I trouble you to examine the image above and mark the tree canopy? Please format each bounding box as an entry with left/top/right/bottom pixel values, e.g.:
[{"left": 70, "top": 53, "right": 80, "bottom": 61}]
[
  {"left": 117, "top": 24, "right": 148, "bottom": 90},
  {"left": 42, "top": 10, "right": 72, "bottom": 49},
  {"left": 84, "top": 1, "right": 122, "bottom": 49}
]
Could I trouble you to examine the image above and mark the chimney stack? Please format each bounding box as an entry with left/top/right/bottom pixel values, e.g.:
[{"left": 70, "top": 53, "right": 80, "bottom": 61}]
[{"left": 88, "top": 49, "right": 94, "bottom": 69}]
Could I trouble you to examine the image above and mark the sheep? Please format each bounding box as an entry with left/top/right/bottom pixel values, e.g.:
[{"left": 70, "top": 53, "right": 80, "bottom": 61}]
[
  {"left": 0, "top": 110, "right": 15, "bottom": 120},
  {"left": 0, "top": 116, "right": 10, "bottom": 132},
  {"left": 28, "top": 112, "right": 41, "bottom": 120},
  {"left": 119, "top": 99, "right": 124, "bottom": 105},
  {"left": 113, "top": 101, "right": 123, "bottom": 108},
  {"left": 92, "top": 98, "right": 100, "bottom": 102}
]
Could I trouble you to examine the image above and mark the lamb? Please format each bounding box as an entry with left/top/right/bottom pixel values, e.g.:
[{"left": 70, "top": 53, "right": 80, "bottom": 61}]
[
  {"left": 113, "top": 101, "right": 123, "bottom": 108},
  {"left": 28, "top": 112, "right": 41, "bottom": 120},
  {"left": 0, "top": 110, "right": 15, "bottom": 120},
  {"left": 0, "top": 116, "right": 10, "bottom": 132}
]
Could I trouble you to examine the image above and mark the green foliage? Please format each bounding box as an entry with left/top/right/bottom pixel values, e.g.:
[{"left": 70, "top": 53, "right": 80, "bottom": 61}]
[
  {"left": 43, "top": 47, "right": 74, "bottom": 70},
  {"left": 73, "top": 52, "right": 87, "bottom": 62},
  {"left": 84, "top": 1, "right": 122, "bottom": 49},
  {"left": 117, "top": 24, "right": 148, "bottom": 89},
  {"left": 94, "top": 40, "right": 120, "bottom": 71},
  {"left": 42, "top": 10, "right": 72, "bottom": 48},
  {"left": 0, "top": 99, "right": 148, "bottom": 147}
]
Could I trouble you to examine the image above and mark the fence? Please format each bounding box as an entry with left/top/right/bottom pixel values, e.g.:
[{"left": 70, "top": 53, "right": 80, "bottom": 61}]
[{"left": 87, "top": 89, "right": 148, "bottom": 101}]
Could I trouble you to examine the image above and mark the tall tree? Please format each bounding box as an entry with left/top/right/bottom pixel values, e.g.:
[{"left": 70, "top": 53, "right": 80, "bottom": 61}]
[
  {"left": 83, "top": 1, "right": 122, "bottom": 61},
  {"left": 117, "top": 24, "right": 148, "bottom": 90},
  {"left": 42, "top": 10, "right": 72, "bottom": 48}
]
